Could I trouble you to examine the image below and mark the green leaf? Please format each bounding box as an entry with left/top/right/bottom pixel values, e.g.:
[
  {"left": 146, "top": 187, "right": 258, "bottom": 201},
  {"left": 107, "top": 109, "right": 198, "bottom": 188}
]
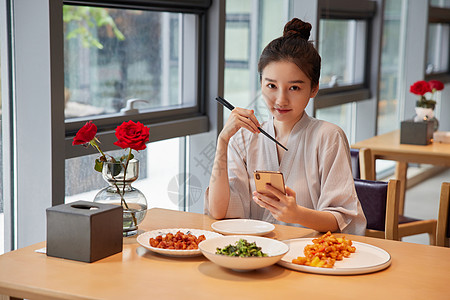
[
  {"left": 94, "top": 159, "right": 103, "bottom": 173},
  {"left": 108, "top": 163, "right": 122, "bottom": 177}
]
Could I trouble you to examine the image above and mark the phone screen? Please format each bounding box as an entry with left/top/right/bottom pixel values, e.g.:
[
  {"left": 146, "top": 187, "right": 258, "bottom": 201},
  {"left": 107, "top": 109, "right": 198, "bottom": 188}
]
[{"left": 253, "top": 170, "right": 285, "bottom": 194}]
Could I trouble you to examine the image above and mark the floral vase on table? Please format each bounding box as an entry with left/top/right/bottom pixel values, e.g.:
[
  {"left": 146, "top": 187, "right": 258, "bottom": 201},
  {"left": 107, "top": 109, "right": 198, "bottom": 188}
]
[
  {"left": 410, "top": 80, "right": 444, "bottom": 131},
  {"left": 94, "top": 159, "right": 147, "bottom": 235},
  {"left": 72, "top": 120, "right": 150, "bottom": 236}
]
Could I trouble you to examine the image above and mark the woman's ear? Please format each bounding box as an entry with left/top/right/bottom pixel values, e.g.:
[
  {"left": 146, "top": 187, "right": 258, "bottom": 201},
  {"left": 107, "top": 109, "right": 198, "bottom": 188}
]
[{"left": 310, "top": 84, "right": 319, "bottom": 98}]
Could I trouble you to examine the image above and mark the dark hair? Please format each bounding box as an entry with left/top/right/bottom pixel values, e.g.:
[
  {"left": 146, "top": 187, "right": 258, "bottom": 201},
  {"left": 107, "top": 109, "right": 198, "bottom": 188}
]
[{"left": 258, "top": 18, "right": 321, "bottom": 88}]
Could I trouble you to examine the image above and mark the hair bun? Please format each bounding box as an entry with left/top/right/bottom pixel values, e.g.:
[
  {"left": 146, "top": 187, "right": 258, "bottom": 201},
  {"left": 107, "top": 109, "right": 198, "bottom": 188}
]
[{"left": 283, "top": 18, "right": 311, "bottom": 40}]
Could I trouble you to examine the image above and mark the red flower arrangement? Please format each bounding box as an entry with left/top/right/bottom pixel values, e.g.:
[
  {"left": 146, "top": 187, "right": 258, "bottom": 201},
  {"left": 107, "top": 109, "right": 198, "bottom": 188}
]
[
  {"left": 410, "top": 80, "right": 444, "bottom": 109},
  {"left": 73, "top": 120, "right": 150, "bottom": 172},
  {"left": 73, "top": 120, "right": 150, "bottom": 226}
]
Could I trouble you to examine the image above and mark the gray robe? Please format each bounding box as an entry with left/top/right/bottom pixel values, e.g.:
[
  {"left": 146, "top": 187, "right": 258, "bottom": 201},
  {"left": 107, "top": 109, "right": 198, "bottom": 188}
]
[{"left": 205, "top": 113, "right": 367, "bottom": 235}]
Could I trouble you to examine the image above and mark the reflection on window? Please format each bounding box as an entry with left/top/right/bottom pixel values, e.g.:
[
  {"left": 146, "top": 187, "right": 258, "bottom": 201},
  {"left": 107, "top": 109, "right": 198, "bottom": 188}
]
[
  {"left": 224, "top": 0, "right": 286, "bottom": 123},
  {"left": 378, "top": 0, "right": 403, "bottom": 135},
  {"left": 315, "top": 104, "right": 352, "bottom": 141},
  {"left": 430, "top": 0, "right": 450, "bottom": 8},
  {"left": 65, "top": 137, "right": 182, "bottom": 211},
  {"left": 426, "top": 23, "right": 449, "bottom": 74},
  {"left": 319, "top": 19, "right": 367, "bottom": 88},
  {"left": 225, "top": 17, "right": 250, "bottom": 68},
  {"left": 64, "top": 6, "right": 197, "bottom": 119}
]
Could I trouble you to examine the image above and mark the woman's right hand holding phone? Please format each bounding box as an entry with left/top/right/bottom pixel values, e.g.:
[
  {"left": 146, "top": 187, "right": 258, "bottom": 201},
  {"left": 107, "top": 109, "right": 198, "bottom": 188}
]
[{"left": 219, "top": 107, "right": 261, "bottom": 144}]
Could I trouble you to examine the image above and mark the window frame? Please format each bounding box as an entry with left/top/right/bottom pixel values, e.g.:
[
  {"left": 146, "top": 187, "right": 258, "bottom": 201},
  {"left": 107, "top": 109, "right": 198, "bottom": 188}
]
[
  {"left": 0, "top": 0, "right": 221, "bottom": 251},
  {"left": 313, "top": 0, "right": 380, "bottom": 114},
  {"left": 63, "top": 0, "right": 212, "bottom": 159},
  {"left": 425, "top": 5, "right": 450, "bottom": 83}
]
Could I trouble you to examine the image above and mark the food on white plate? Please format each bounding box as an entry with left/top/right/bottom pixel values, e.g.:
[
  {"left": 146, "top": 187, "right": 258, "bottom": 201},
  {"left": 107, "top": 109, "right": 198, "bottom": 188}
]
[
  {"left": 149, "top": 231, "right": 206, "bottom": 250},
  {"left": 215, "top": 238, "right": 268, "bottom": 257},
  {"left": 292, "top": 231, "right": 356, "bottom": 268}
]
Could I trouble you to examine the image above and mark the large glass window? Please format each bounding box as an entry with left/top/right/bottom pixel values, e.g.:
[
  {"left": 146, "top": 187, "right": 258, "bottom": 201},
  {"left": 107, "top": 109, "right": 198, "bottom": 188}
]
[
  {"left": 378, "top": 0, "right": 403, "bottom": 135},
  {"left": 64, "top": 1, "right": 210, "bottom": 210},
  {"left": 319, "top": 19, "right": 367, "bottom": 88},
  {"left": 426, "top": 23, "right": 449, "bottom": 75},
  {"left": 64, "top": 6, "right": 196, "bottom": 119},
  {"left": 64, "top": 1, "right": 209, "bottom": 156},
  {"left": 314, "top": 0, "right": 379, "bottom": 142},
  {"left": 66, "top": 137, "right": 184, "bottom": 210},
  {"left": 315, "top": 103, "right": 353, "bottom": 139},
  {"left": 224, "top": 0, "right": 287, "bottom": 123}
]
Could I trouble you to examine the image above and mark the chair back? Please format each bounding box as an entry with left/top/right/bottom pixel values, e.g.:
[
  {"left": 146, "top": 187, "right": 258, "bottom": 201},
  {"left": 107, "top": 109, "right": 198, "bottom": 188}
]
[
  {"left": 355, "top": 178, "right": 386, "bottom": 231},
  {"left": 354, "top": 178, "right": 400, "bottom": 240},
  {"left": 350, "top": 149, "right": 361, "bottom": 179},
  {"left": 437, "top": 182, "right": 450, "bottom": 246},
  {"left": 350, "top": 148, "right": 375, "bottom": 180}
]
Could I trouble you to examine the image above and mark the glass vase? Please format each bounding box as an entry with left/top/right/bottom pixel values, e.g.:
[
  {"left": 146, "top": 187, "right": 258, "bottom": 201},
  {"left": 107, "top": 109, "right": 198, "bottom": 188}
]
[{"left": 93, "top": 159, "right": 147, "bottom": 236}]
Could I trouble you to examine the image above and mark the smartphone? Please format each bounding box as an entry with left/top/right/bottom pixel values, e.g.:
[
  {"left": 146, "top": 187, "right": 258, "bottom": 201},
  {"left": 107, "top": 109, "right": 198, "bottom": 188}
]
[{"left": 253, "top": 170, "right": 286, "bottom": 194}]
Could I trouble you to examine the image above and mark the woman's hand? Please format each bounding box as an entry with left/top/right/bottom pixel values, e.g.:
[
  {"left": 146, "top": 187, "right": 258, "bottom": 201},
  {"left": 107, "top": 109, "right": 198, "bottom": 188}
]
[
  {"left": 219, "top": 107, "right": 260, "bottom": 143},
  {"left": 252, "top": 185, "right": 300, "bottom": 224}
]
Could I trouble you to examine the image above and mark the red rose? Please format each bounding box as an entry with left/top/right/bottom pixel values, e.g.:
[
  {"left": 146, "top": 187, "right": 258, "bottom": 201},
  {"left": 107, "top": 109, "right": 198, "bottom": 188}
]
[
  {"left": 410, "top": 80, "right": 432, "bottom": 96},
  {"left": 114, "top": 120, "right": 150, "bottom": 151},
  {"left": 428, "top": 80, "right": 444, "bottom": 91},
  {"left": 72, "top": 121, "right": 97, "bottom": 145}
]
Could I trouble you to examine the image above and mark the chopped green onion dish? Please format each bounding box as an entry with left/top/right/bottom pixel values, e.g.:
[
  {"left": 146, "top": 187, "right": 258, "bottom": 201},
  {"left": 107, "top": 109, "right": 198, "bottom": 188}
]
[{"left": 215, "top": 239, "right": 268, "bottom": 257}]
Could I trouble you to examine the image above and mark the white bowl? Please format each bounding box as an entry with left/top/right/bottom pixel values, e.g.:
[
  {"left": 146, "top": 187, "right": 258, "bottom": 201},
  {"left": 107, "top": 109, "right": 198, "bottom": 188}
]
[{"left": 198, "top": 235, "right": 289, "bottom": 271}]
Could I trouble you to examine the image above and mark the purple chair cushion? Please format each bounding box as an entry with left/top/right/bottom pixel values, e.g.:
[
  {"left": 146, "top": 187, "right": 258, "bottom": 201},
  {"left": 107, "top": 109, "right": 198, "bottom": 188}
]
[
  {"left": 354, "top": 178, "right": 387, "bottom": 232},
  {"left": 350, "top": 149, "right": 361, "bottom": 179}
]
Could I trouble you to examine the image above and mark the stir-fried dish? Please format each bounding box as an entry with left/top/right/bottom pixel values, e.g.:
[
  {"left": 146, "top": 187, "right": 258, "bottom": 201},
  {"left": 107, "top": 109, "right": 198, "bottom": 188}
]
[
  {"left": 216, "top": 239, "right": 268, "bottom": 257},
  {"left": 292, "top": 231, "right": 356, "bottom": 268}
]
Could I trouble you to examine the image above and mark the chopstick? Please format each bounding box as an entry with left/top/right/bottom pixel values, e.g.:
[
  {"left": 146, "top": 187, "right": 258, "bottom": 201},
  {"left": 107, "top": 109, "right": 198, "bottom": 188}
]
[{"left": 215, "top": 96, "right": 288, "bottom": 151}]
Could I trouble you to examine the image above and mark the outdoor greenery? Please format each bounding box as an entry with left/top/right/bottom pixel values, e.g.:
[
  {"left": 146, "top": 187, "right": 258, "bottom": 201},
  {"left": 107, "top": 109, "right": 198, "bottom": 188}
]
[{"left": 63, "top": 6, "right": 125, "bottom": 49}]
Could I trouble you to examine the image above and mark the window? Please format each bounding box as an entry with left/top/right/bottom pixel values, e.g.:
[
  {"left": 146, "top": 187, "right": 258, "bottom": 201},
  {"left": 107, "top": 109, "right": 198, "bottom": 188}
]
[
  {"left": 314, "top": 0, "right": 380, "bottom": 142},
  {"left": 377, "top": 0, "right": 404, "bottom": 135},
  {"left": 64, "top": 1, "right": 212, "bottom": 209},
  {"left": 426, "top": 23, "right": 449, "bottom": 75},
  {"left": 64, "top": 6, "right": 196, "bottom": 119},
  {"left": 315, "top": 103, "right": 354, "bottom": 139},
  {"left": 319, "top": 19, "right": 367, "bottom": 89},
  {"left": 0, "top": 0, "right": 217, "bottom": 250},
  {"left": 64, "top": 0, "right": 211, "bottom": 158},
  {"left": 66, "top": 137, "right": 185, "bottom": 211},
  {"left": 426, "top": 4, "right": 450, "bottom": 79},
  {"left": 224, "top": 0, "right": 288, "bottom": 123}
]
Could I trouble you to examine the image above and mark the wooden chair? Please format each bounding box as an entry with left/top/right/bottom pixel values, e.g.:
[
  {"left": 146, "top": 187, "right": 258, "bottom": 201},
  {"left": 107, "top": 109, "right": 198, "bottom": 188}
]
[
  {"left": 351, "top": 148, "right": 437, "bottom": 244},
  {"left": 436, "top": 182, "right": 450, "bottom": 247},
  {"left": 355, "top": 178, "right": 438, "bottom": 244},
  {"left": 350, "top": 148, "right": 375, "bottom": 180},
  {"left": 354, "top": 178, "right": 400, "bottom": 240}
]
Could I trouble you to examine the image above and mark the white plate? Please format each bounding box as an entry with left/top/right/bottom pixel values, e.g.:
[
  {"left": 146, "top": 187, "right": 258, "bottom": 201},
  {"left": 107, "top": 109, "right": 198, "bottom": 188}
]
[
  {"left": 211, "top": 219, "right": 275, "bottom": 236},
  {"left": 199, "top": 235, "right": 289, "bottom": 271},
  {"left": 136, "top": 228, "right": 223, "bottom": 257},
  {"left": 278, "top": 238, "right": 391, "bottom": 275}
]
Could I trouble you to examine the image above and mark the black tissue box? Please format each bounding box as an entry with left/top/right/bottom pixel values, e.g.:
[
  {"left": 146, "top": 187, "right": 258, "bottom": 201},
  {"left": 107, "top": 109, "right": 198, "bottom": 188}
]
[
  {"left": 400, "top": 120, "right": 434, "bottom": 145},
  {"left": 46, "top": 200, "right": 123, "bottom": 263}
]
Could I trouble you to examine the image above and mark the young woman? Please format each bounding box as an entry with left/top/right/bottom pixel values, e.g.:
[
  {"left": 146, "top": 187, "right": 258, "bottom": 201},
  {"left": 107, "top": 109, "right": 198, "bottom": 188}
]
[{"left": 205, "top": 18, "right": 366, "bottom": 235}]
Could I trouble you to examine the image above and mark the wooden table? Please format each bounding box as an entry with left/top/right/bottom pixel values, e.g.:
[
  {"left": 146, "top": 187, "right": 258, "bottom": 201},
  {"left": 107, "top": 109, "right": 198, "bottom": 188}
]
[
  {"left": 1, "top": 208, "right": 450, "bottom": 300},
  {"left": 352, "top": 130, "right": 450, "bottom": 213}
]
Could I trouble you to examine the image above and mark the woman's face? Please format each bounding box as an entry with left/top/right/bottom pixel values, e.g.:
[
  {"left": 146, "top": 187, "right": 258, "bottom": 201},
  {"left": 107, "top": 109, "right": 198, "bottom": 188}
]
[{"left": 261, "top": 60, "right": 318, "bottom": 126}]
